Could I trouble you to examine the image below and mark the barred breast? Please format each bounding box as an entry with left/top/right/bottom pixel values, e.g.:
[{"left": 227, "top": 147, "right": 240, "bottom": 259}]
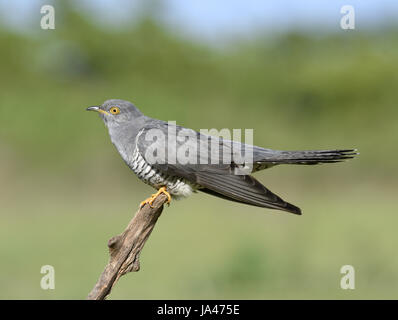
[{"left": 126, "top": 145, "right": 198, "bottom": 199}]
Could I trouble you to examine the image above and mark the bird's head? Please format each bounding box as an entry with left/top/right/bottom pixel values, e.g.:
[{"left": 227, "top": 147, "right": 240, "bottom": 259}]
[{"left": 86, "top": 99, "right": 143, "bottom": 126}]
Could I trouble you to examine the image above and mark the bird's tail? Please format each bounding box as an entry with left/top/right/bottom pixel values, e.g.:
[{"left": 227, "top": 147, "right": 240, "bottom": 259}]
[{"left": 261, "top": 149, "right": 358, "bottom": 165}]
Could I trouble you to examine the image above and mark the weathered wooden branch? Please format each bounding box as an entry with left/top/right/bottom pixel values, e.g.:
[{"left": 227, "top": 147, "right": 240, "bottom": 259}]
[{"left": 87, "top": 193, "right": 168, "bottom": 300}]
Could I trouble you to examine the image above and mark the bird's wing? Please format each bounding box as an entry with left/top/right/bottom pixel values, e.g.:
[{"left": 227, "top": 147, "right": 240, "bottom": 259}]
[
  {"left": 136, "top": 122, "right": 301, "bottom": 214},
  {"left": 194, "top": 172, "right": 301, "bottom": 214},
  {"left": 136, "top": 122, "right": 242, "bottom": 175}
]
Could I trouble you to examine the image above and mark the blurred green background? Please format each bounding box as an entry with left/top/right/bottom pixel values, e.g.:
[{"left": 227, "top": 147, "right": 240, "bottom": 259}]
[{"left": 0, "top": 1, "right": 397, "bottom": 299}]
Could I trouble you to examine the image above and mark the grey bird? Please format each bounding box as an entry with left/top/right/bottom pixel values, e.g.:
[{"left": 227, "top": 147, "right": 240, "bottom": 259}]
[{"left": 87, "top": 99, "right": 357, "bottom": 215}]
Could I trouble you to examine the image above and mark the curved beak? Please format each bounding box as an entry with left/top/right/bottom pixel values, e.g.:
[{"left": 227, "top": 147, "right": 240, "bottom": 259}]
[{"left": 86, "top": 106, "right": 110, "bottom": 115}]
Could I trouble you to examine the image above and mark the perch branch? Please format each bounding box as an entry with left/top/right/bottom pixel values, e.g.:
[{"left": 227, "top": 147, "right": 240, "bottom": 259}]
[{"left": 87, "top": 193, "right": 168, "bottom": 300}]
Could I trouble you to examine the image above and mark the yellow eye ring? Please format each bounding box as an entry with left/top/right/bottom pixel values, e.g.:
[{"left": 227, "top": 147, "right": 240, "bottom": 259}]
[{"left": 109, "top": 106, "right": 120, "bottom": 115}]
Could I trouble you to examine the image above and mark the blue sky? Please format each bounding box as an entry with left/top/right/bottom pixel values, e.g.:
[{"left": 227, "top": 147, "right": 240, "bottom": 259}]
[{"left": 1, "top": 0, "right": 397, "bottom": 42}]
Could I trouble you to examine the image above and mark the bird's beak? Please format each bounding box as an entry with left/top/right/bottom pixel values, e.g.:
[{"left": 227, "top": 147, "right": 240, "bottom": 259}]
[{"left": 86, "top": 106, "right": 110, "bottom": 115}]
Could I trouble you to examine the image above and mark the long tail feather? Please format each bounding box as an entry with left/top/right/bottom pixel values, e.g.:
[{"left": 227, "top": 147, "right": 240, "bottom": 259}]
[{"left": 258, "top": 149, "right": 358, "bottom": 165}]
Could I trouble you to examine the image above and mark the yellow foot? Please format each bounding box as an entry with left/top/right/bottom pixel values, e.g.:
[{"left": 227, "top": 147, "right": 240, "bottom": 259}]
[{"left": 139, "top": 187, "right": 172, "bottom": 209}]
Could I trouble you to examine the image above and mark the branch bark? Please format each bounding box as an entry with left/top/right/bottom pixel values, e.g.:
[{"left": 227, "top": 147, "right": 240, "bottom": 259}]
[{"left": 87, "top": 193, "right": 168, "bottom": 300}]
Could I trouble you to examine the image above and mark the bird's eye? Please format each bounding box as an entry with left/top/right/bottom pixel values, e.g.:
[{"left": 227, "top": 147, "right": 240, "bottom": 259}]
[{"left": 109, "top": 107, "right": 120, "bottom": 115}]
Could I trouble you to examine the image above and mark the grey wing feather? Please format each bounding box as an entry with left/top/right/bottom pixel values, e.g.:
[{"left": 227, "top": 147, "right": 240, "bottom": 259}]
[
  {"left": 195, "top": 172, "right": 301, "bottom": 214},
  {"left": 136, "top": 122, "right": 241, "bottom": 176}
]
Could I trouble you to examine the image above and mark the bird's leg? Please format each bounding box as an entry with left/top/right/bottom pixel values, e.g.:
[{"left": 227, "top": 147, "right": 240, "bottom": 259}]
[{"left": 139, "top": 186, "right": 171, "bottom": 209}]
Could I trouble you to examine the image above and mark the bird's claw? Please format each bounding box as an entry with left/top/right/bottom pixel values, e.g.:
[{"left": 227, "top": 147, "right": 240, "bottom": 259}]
[{"left": 139, "top": 187, "right": 171, "bottom": 209}]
